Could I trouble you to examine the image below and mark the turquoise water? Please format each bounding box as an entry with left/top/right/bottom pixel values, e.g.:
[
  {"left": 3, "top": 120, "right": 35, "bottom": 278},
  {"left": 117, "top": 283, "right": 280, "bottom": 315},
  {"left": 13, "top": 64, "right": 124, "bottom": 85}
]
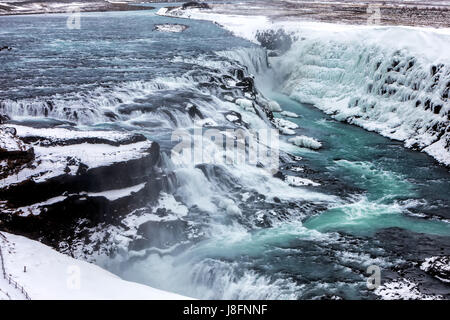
[{"left": 269, "top": 92, "right": 450, "bottom": 237}]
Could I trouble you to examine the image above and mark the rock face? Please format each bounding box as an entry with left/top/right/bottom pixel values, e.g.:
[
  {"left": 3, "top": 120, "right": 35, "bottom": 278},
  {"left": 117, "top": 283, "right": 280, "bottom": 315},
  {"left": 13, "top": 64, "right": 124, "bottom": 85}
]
[
  {"left": 256, "top": 29, "right": 295, "bottom": 55},
  {"left": 0, "top": 124, "right": 163, "bottom": 249},
  {"left": 182, "top": 2, "right": 210, "bottom": 10}
]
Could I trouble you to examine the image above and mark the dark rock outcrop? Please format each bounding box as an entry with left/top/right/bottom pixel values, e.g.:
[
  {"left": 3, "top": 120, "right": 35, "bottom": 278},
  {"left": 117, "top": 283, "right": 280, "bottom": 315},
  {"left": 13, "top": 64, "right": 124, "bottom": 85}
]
[
  {"left": 182, "top": 2, "right": 210, "bottom": 10},
  {"left": 0, "top": 125, "right": 164, "bottom": 249},
  {"left": 420, "top": 256, "right": 450, "bottom": 284},
  {"left": 256, "top": 29, "right": 295, "bottom": 54}
]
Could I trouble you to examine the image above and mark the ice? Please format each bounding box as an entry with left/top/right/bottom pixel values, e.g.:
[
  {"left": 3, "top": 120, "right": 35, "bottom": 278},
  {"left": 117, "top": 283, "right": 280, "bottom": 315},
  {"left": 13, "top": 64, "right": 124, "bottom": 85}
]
[
  {"left": 288, "top": 135, "right": 322, "bottom": 150},
  {"left": 280, "top": 111, "right": 299, "bottom": 118},
  {"left": 285, "top": 176, "right": 320, "bottom": 187},
  {"left": 268, "top": 100, "right": 282, "bottom": 112}
]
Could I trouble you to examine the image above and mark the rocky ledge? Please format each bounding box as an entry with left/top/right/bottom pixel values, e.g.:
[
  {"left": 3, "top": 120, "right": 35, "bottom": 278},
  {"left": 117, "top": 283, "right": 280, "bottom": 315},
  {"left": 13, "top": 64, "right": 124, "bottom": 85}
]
[
  {"left": 420, "top": 256, "right": 450, "bottom": 284},
  {"left": 0, "top": 123, "right": 164, "bottom": 249}
]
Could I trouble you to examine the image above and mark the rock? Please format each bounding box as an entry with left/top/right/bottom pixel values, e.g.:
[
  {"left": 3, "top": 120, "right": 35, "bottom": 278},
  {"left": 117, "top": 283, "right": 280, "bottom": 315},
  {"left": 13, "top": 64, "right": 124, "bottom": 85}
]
[
  {"left": 268, "top": 100, "right": 282, "bottom": 112},
  {"left": 285, "top": 175, "right": 320, "bottom": 187},
  {"left": 273, "top": 118, "right": 299, "bottom": 135},
  {"left": 153, "top": 24, "right": 189, "bottom": 33},
  {"left": 224, "top": 111, "right": 247, "bottom": 127},
  {"left": 236, "top": 77, "right": 255, "bottom": 93},
  {"left": 0, "top": 126, "right": 35, "bottom": 180},
  {"left": 288, "top": 135, "right": 322, "bottom": 150},
  {"left": 235, "top": 98, "right": 255, "bottom": 112},
  {"left": 182, "top": 2, "right": 210, "bottom": 10},
  {"left": 280, "top": 111, "right": 299, "bottom": 118},
  {"left": 420, "top": 256, "right": 450, "bottom": 283},
  {"left": 256, "top": 29, "right": 295, "bottom": 53},
  {"left": 186, "top": 103, "right": 203, "bottom": 119},
  {"left": 0, "top": 114, "right": 10, "bottom": 124},
  {"left": 0, "top": 125, "right": 164, "bottom": 249}
]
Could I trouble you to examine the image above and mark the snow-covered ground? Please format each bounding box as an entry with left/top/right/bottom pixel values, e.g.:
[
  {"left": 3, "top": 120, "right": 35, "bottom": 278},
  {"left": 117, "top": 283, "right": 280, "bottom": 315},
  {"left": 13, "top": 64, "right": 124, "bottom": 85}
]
[{"left": 0, "top": 232, "right": 191, "bottom": 300}]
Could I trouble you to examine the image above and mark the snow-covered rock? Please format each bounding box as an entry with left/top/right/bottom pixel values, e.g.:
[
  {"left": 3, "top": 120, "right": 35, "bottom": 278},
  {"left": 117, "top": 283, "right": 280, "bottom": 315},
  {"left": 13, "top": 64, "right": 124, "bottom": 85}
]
[
  {"left": 285, "top": 175, "right": 320, "bottom": 187},
  {"left": 268, "top": 100, "right": 282, "bottom": 112},
  {"left": 374, "top": 278, "right": 443, "bottom": 300},
  {"left": 288, "top": 135, "right": 322, "bottom": 150},
  {"left": 0, "top": 124, "right": 162, "bottom": 252},
  {"left": 420, "top": 256, "right": 450, "bottom": 284},
  {"left": 154, "top": 24, "right": 189, "bottom": 33},
  {"left": 273, "top": 118, "right": 298, "bottom": 135},
  {"left": 280, "top": 111, "right": 299, "bottom": 118},
  {"left": 235, "top": 98, "right": 255, "bottom": 112}
]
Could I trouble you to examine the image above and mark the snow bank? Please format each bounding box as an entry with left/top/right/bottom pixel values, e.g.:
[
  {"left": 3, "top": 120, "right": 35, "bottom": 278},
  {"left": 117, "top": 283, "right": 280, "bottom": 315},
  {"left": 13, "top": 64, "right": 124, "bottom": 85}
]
[
  {"left": 0, "top": 232, "right": 190, "bottom": 300},
  {"left": 156, "top": 7, "right": 270, "bottom": 44}
]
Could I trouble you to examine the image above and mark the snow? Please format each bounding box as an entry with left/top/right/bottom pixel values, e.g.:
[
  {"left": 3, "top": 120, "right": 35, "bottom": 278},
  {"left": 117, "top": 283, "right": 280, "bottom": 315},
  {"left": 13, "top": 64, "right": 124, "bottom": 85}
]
[
  {"left": 420, "top": 256, "right": 450, "bottom": 283},
  {"left": 154, "top": 24, "right": 188, "bottom": 33},
  {"left": 154, "top": 193, "right": 189, "bottom": 218},
  {"left": 12, "top": 124, "right": 138, "bottom": 144},
  {"left": 156, "top": 7, "right": 270, "bottom": 44},
  {"left": 195, "top": 118, "right": 218, "bottom": 127},
  {"left": 87, "top": 182, "right": 146, "bottom": 201},
  {"left": 0, "top": 232, "right": 191, "bottom": 300},
  {"left": 288, "top": 135, "right": 322, "bottom": 150},
  {"left": 0, "top": 128, "right": 26, "bottom": 152},
  {"left": 268, "top": 100, "right": 282, "bottom": 112},
  {"left": 235, "top": 98, "right": 254, "bottom": 112},
  {"left": 226, "top": 114, "right": 239, "bottom": 122},
  {"left": 0, "top": 139, "right": 153, "bottom": 187},
  {"left": 374, "top": 278, "right": 443, "bottom": 300},
  {"left": 13, "top": 196, "right": 67, "bottom": 217},
  {"left": 285, "top": 175, "right": 320, "bottom": 187},
  {"left": 280, "top": 111, "right": 299, "bottom": 118},
  {"left": 273, "top": 118, "right": 299, "bottom": 135}
]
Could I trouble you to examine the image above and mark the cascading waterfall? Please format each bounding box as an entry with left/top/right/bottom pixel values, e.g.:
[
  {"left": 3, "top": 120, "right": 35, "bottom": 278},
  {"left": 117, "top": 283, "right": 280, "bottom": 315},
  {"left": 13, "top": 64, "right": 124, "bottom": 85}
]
[
  {"left": 95, "top": 46, "right": 345, "bottom": 300},
  {"left": 270, "top": 31, "right": 450, "bottom": 165}
]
